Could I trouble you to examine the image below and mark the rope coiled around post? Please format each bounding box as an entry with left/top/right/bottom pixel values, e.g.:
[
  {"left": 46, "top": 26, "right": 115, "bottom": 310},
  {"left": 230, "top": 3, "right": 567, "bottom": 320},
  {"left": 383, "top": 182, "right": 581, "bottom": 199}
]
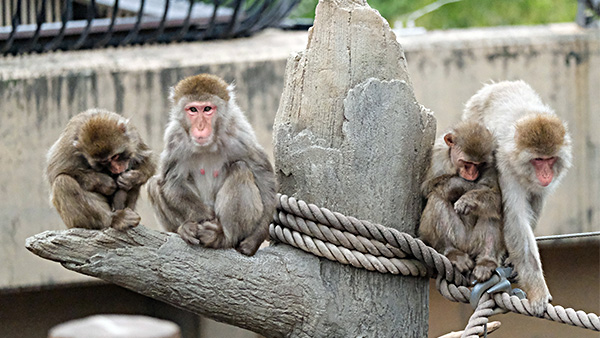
[{"left": 269, "top": 193, "right": 600, "bottom": 334}]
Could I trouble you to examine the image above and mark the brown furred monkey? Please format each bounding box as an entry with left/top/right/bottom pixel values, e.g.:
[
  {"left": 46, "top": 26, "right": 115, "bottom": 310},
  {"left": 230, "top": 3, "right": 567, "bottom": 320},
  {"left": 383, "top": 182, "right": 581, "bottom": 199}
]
[
  {"left": 46, "top": 109, "right": 156, "bottom": 230},
  {"left": 146, "top": 74, "right": 277, "bottom": 256},
  {"left": 462, "top": 80, "right": 573, "bottom": 316},
  {"left": 420, "top": 121, "right": 505, "bottom": 282}
]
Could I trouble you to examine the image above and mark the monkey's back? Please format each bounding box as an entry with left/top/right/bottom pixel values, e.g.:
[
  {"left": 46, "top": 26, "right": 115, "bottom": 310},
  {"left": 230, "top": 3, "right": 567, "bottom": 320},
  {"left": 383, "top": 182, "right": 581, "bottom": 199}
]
[{"left": 462, "top": 80, "right": 555, "bottom": 141}]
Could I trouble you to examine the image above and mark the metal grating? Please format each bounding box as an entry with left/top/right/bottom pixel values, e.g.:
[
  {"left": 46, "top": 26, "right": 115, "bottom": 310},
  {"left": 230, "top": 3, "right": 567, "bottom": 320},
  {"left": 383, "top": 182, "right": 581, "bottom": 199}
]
[{"left": 0, "top": 0, "right": 301, "bottom": 54}]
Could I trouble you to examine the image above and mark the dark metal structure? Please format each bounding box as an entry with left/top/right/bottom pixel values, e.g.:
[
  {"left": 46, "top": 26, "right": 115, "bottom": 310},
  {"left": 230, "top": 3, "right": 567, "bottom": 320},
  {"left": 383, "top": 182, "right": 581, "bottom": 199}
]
[
  {"left": 577, "top": 0, "right": 600, "bottom": 27},
  {"left": 0, "top": 0, "right": 302, "bottom": 54}
]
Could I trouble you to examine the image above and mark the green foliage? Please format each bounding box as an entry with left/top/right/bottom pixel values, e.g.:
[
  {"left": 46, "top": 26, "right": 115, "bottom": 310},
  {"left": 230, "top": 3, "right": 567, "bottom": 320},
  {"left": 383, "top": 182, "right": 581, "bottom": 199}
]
[{"left": 289, "top": 0, "right": 578, "bottom": 29}]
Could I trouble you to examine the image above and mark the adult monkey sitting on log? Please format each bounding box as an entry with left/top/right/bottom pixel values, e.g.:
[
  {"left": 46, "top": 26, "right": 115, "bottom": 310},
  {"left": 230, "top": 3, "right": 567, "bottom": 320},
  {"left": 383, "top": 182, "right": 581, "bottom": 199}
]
[
  {"left": 463, "top": 80, "right": 573, "bottom": 316},
  {"left": 147, "top": 74, "right": 276, "bottom": 256},
  {"left": 420, "top": 121, "right": 505, "bottom": 283},
  {"left": 46, "top": 109, "right": 156, "bottom": 230}
]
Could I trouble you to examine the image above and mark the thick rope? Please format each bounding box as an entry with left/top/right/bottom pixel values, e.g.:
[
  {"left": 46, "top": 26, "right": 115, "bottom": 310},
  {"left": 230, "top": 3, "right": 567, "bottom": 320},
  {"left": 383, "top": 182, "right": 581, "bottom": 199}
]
[
  {"left": 269, "top": 193, "right": 600, "bottom": 334},
  {"left": 461, "top": 293, "right": 496, "bottom": 338},
  {"left": 273, "top": 194, "right": 469, "bottom": 286}
]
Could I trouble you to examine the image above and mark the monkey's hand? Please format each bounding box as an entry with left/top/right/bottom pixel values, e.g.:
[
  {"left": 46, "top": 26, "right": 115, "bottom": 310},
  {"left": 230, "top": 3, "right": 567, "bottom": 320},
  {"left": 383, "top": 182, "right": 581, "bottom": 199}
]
[
  {"left": 111, "top": 208, "right": 140, "bottom": 230},
  {"left": 446, "top": 250, "right": 474, "bottom": 274},
  {"left": 82, "top": 172, "right": 117, "bottom": 196},
  {"left": 454, "top": 197, "right": 478, "bottom": 215},
  {"left": 472, "top": 258, "right": 498, "bottom": 282},
  {"left": 117, "top": 170, "right": 144, "bottom": 191},
  {"left": 177, "top": 220, "right": 225, "bottom": 248}
]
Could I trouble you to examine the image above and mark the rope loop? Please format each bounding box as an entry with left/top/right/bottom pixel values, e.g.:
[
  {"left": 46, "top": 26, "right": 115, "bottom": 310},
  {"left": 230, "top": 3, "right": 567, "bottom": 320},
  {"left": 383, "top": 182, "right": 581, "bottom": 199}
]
[{"left": 269, "top": 193, "right": 600, "bottom": 333}]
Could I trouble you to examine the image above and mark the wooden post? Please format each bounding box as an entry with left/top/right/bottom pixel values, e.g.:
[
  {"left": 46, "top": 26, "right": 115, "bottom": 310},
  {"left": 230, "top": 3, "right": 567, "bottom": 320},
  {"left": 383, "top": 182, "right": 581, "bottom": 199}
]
[
  {"left": 26, "top": 0, "right": 436, "bottom": 336},
  {"left": 273, "top": 0, "right": 435, "bottom": 335}
]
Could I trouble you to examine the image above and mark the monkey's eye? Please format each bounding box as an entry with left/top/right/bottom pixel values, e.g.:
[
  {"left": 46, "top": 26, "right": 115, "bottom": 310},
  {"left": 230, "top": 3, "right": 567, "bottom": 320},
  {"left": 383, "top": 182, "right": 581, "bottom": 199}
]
[
  {"left": 203, "top": 106, "right": 212, "bottom": 112},
  {"left": 190, "top": 107, "right": 198, "bottom": 113}
]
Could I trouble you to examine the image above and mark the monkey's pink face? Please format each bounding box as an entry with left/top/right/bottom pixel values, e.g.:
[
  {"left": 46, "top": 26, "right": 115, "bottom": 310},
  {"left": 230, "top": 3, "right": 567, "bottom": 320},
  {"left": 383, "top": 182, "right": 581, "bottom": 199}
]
[
  {"left": 530, "top": 156, "right": 557, "bottom": 187},
  {"left": 185, "top": 101, "right": 216, "bottom": 145},
  {"left": 90, "top": 152, "right": 130, "bottom": 175},
  {"left": 445, "top": 134, "right": 481, "bottom": 182}
]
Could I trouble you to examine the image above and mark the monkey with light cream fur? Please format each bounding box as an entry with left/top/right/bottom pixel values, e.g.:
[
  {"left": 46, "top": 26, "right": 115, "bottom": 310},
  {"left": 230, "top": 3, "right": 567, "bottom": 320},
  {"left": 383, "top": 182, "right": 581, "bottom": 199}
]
[{"left": 462, "top": 80, "right": 572, "bottom": 316}]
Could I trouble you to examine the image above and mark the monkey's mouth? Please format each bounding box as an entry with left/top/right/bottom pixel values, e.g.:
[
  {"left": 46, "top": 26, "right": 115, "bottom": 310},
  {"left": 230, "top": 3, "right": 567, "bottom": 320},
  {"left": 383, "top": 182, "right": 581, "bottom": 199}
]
[{"left": 191, "top": 136, "right": 211, "bottom": 146}]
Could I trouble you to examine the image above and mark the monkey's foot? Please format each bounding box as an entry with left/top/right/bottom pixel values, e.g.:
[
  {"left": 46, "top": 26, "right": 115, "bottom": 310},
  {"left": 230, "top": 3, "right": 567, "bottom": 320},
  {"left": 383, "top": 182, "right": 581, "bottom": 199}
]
[
  {"left": 178, "top": 221, "right": 201, "bottom": 245},
  {"left": 236, "top": 235, "right": 264, "bottom": 256},
  {"left": 196, "top": 220, "right": 225, "bottom": 248},
  {"left": 526, "top": 287, "right": 552, "bottom": 317},
  {"left": 472, "top": 259, "right": 498, "bottom": 281},
  {"left": 95, "top": 175, "right": 118, "bottom": 196},
  {"left": 447, "top": 251, "right": 474, "bottom": 273},
  {"left": 111, "top": 208, "right": 140, "bottom": 230}
]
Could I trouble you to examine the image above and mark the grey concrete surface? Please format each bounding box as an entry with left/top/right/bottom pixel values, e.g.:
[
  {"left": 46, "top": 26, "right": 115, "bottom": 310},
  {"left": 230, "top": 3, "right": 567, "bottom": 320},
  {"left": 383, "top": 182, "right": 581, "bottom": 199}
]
[{"left": 0, "top": 24, "right": 598, "bottom": 291}]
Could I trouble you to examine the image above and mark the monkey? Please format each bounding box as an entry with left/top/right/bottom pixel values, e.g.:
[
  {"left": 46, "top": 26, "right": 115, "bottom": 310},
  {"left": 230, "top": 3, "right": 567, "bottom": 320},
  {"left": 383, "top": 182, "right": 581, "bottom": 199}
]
[
  {"left": 419, "top": 120, "right": 505, "bottom": 282},
  {"left": 146, "top": 73, "right": 277, "bottom": 256},
  {"left": 462, "top": 80, "right": 573, "bottom": 316},
  {"left": 46, "top": 108, "right": 156, "bottom": 230}
]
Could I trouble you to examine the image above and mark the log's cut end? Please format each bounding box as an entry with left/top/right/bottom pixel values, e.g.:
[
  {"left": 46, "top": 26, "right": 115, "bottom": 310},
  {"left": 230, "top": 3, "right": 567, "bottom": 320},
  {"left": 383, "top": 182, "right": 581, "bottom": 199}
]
[{"left": 48, "top": 314, "right": 181, "bottom": 338}]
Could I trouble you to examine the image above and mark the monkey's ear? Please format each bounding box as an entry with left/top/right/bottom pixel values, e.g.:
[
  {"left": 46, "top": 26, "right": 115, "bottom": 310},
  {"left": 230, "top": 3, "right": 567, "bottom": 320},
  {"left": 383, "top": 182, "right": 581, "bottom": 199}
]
[
  {"left": 444, "top": 133, "right": 455, "bottom": 146},
  {"left": 226, "top": 82, "right": 235, "bottom": 101},
  {"left": 168, "top": 87, "right": 176, "bottom": 103},
  {"left": 118, "top": 122, "right": 127, "bottom": 134}
]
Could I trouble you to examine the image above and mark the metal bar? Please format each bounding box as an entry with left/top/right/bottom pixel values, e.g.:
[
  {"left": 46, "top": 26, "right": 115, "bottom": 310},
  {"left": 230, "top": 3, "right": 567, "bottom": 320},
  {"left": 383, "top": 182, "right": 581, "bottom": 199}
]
[
  {"left": 21, "top": 0, "right": 47, "bottom": 53},
  {"left": 0, "top": 0, "right": 22, "bottom": 54},
  {"left": 237, "top": 0, "right": 272, "bottom": 35},
  {"left": 43, "top": 0, "right": 71, "bottom": 51},
  {"left": 119, "top": 0, "right": 147, "bottom": 45},
  {"left": 200, "top": 0, "right": 222, "bottom": 39},
  {"left": 72, "top": 0, "right": 96, "bottom": 49},
  {"left": 146, "top": 0, "right": 170, "bottom": 43},
  {"left": 224, "top": 0, "right": 244, "bottom": 37},
  {"left": 94, "top": 0, "right": 120, "bottom": 48},
  {"left": 171, "top": 0, "right": 194, "bottom": 42}
]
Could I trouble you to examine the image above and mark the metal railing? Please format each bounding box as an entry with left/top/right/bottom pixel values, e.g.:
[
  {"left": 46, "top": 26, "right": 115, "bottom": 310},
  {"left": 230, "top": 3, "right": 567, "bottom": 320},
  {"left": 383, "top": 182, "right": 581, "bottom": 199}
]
[
  {"left": 0, "top": 0, "right": 301, "bottom": 54},
  {"left": 577, "top": 0, "right": 600, "bottom": 27}
]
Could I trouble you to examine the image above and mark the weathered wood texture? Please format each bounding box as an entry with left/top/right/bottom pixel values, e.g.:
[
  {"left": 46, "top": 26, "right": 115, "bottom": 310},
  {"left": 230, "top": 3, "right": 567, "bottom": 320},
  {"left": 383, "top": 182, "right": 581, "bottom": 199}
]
[
  {"left": 26, "top": 0, "right": 436, "bottom": 336},
  {"left": 26, "top": 227, "right": 335, "bottom": 337},
  {"left": 272, "top": 0, "right": 436, "bottom": 336}
]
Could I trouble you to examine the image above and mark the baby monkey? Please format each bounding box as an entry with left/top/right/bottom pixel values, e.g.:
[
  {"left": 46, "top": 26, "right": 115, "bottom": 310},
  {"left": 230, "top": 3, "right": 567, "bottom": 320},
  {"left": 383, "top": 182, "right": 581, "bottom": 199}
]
[
  {"left": 419, "top": 120, "right": 505, "bottom": 281},
  {"left": 46, "top": 109, "right": 155, "bottom": 230}
]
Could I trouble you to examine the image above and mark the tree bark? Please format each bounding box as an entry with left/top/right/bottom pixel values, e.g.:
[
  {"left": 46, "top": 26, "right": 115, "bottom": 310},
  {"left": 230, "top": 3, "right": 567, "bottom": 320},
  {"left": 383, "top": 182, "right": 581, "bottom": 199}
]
[
  {"left": 26, "top": 0, "right": 436, "bottom": 336},
  {"left": 272, "top": 0, "right": 435, "bottom": 335},
  {"left": 26, "top": 227, "right": 338, "bottom": 337}
]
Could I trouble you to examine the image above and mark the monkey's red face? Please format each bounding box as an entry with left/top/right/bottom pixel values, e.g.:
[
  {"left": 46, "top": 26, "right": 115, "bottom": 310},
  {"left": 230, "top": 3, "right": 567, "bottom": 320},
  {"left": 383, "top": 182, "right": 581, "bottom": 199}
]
[
  {"left": 458, "top": 160, "right": 480, "bottom": 181},
  {"left": 185, "top": 101, "right": 216, "bottom": 145},
  {"left": 92, "top": 153, "right": 130, "bottom": 175},
  {"left": 447, "top": 138, "right": 481, "bottom": 182},
  {"left": 530, "top": 156, "right": 556, "bottom": 187}
]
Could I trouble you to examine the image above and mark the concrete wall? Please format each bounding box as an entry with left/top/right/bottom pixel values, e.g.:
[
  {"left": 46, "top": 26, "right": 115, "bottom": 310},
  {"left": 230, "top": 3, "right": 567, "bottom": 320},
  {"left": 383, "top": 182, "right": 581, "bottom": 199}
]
[{"left": 0, "top": 23, "right": 598, "bottom": 337}]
